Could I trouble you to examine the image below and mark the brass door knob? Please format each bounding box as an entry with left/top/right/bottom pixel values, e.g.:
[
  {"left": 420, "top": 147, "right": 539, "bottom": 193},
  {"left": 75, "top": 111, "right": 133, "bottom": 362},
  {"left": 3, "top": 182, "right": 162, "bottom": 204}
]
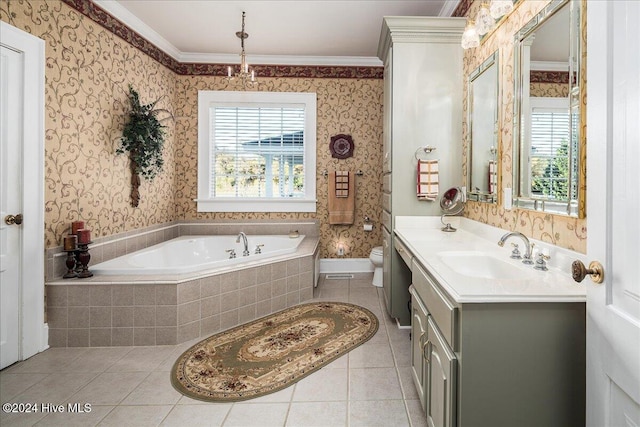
[
  {"left": 571, "top": 260, "right": 604, "bottom": 284},
  {"left": 4, "top": 214, "right": 23, "bottom": 225}
]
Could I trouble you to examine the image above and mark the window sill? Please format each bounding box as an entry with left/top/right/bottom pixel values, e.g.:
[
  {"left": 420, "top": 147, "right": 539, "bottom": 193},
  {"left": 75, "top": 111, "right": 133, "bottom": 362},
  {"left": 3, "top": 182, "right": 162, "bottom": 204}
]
[{"left": 195, "top": 198, "right": 317, "bottom": 213}]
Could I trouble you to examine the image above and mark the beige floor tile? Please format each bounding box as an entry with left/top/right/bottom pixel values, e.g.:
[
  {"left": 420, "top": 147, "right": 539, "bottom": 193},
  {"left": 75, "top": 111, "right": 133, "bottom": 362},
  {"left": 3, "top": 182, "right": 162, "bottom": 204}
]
[
  {"left": 0, "top": 407, "right": 47, "bottom": 427},
  {"left": 405, "top": 399, "right": 428, "bottom": 427},
  {"left": 396, "top": 367, "right": 420, "bottom": 401},
  {"left": 65, "top": 371, "right": 150, "bottom": 406},
  {"left": 10, "top": 372, "right": 98, "bottom": 405},
  {"left": 56, "top": 347, "right": 133, "bottom": 373},
  {"left": 291, "top": 368, "right": 348, "bottom": 402},
  {"left": 235, "top": 385, "right": 294, "bottom": 403},
  {"left": 223, "top": 402, "right": 289, "bottom": 426},
  {"left": 5, "top": 348, "right": 89, "bottom": 374},
  {"left": 0, "top": 373, "right": 50, "bottom": 403},
  {"left": 121, "top": 371, "right": 182, "bottom": 405},
  {"left": 97, "top": 405, "right": 173, "bottom": 427},
  {"left": 349, "top": 400, "right": 410, "bottom": 427},
  {"left": 390, "top": 339, "right": 412, "bottom": 367},
  {"left": 160, "top": 404, "right": 231, "bottom": 426},
  {"left": 286, "top": 401, "right": 347, "bottom": 426},
  {"left": 106, "top": 346, "right": 175, "bottom": 372},
  {"left": 34, "top": 404, "right": 114, "bottom": 427},
  {"left": 349, "top": 343, "right": 395, "bottom": 368},
  {"left": 349, "top": 367, "right": 403, "bottom": 401},
  {"left": 349, "top": 278, "right": 375, "bottom": 288}
]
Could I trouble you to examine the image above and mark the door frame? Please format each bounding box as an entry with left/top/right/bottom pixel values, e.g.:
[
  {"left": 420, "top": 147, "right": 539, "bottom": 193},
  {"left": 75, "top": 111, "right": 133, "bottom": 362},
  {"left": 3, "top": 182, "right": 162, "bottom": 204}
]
[{"left": 0, "top": 22, "right": 47, "bottom": 360}]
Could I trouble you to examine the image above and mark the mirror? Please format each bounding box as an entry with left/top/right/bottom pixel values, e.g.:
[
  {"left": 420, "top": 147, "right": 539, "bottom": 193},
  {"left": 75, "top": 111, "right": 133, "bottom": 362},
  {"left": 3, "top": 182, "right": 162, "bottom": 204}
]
[
  {"left": 440, "top": 187, "right": 466, "bottom": 232},
  {"left": 467, "top": 51, "right": 499, "bottom": 203},
  {"left": 513, "top": 0, "right": 584, "bottom": 217}
]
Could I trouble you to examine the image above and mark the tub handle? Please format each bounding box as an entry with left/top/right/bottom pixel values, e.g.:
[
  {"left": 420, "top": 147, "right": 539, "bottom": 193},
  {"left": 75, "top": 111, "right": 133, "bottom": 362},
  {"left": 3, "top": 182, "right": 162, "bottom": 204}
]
[
  {"left": 255, "top": 244, "right": 264, "bottom": 254},
  {"left": 226, "top": 249, "right": 236, "bottom": 259}
]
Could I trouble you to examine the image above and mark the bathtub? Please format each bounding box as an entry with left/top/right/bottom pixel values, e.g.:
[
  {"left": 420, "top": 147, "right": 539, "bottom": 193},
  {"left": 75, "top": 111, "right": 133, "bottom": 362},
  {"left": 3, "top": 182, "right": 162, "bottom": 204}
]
[{"left": 91, "top": 234, "right": 306, "bottom": 276}]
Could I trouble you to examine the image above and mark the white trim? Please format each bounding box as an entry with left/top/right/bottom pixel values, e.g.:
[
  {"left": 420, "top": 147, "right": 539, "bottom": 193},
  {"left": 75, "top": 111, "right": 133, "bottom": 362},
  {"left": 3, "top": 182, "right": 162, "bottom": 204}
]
[
  {"left": 530, "top": 60, "right": 569, "bottom": 72},
  {"left": 197, "top": 91, "right": 317, "bottom": 213},
  {"left": 0, "top": 22, "right": 47, "bottom": 358},
  {"left": 319, "top": 258, "right": 375, "bottom": 273}
]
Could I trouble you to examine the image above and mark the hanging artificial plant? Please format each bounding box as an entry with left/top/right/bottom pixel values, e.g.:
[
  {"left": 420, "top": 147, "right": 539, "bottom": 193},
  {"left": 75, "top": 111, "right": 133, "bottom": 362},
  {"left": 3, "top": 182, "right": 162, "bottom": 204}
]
[{"left": 117, "top": 85, "right": 172, "bottom": 207}]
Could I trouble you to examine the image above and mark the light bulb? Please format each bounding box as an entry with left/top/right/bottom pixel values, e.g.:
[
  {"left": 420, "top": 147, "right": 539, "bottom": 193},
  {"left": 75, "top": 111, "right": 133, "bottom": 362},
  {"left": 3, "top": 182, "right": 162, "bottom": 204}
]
[
  {"left": 476, "top": 3, "right": 495, "bottom": 35},
  {"left": 461, "top": 20, "right": 480, "bottom": 49},
  {"left": 490, "top": 0, "right": 514, "bottom": 20}
]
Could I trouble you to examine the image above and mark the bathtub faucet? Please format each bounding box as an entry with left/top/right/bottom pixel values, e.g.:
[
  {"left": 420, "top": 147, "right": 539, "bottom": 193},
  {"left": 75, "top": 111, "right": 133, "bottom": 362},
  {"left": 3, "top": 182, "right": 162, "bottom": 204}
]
[{"left": 236, "top": 232, "right": 250, "bottom": 256}]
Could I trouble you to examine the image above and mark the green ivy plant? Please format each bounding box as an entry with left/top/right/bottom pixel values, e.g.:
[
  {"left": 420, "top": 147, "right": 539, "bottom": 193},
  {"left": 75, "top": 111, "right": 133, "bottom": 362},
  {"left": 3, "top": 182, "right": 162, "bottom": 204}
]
[{"left": 117, "top": 86, "right": 172, "bottom": 207}]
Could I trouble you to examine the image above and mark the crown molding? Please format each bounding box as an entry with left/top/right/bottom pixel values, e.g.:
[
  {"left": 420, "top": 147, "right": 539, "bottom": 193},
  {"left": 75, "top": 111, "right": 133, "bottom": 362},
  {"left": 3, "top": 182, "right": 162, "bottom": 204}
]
[
  {"left": 439, "top": 0, "right": 462, "bottom": 17},
  {"left": 530, "top": 61, "right": 569, "bottom": 72}
]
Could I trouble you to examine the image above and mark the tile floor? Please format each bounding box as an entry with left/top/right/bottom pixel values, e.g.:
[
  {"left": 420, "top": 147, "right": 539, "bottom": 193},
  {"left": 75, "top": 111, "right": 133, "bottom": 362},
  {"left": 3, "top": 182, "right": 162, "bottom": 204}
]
[{"left": 0, "top": 273, "right": 427, "bottom": 427}]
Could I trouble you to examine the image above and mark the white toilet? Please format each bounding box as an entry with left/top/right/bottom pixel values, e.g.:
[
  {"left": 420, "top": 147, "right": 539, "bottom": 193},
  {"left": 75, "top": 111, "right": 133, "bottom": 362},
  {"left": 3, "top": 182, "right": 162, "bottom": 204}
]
[{"left": 369, "top": 246, "right": 383, "bottom": 287}]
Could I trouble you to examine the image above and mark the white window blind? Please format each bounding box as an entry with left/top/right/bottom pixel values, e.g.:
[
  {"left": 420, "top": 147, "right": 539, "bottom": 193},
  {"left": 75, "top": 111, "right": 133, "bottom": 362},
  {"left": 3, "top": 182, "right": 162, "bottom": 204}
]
[
  {"left": 211, "top": 106, "right": 305, "bottom": 198},
  {"left": 530, "top": 106, "right": 571, "bottom": 199}
]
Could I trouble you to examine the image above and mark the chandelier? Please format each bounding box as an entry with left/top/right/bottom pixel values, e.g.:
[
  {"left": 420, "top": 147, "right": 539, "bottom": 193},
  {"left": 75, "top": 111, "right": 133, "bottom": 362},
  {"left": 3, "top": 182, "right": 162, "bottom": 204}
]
[
  {"left": 227, "top": 11, "right": 257, "bottom": 86},
  {"left": 461, "top": 1, "right": 514, "bottom": 49}
]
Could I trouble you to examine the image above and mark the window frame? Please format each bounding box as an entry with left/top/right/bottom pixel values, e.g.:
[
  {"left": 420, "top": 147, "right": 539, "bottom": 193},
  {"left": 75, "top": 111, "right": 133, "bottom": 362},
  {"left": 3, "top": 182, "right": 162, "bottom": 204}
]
[{"left": 196, "top": 91, "right": 317, "bottom": 213}]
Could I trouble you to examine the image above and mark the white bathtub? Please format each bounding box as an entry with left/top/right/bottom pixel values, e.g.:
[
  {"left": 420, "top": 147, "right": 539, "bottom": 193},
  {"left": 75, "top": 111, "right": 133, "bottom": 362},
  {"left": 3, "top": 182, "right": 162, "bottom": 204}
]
[{"left": 91, "top": 234, "right": 306, "bottom": 275}]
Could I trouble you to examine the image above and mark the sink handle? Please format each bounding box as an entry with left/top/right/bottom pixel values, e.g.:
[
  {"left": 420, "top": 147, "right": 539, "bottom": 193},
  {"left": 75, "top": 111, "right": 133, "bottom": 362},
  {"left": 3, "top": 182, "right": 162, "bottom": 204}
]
[{"left": 510, "top": 243, "right": 522, "bottom": 259}]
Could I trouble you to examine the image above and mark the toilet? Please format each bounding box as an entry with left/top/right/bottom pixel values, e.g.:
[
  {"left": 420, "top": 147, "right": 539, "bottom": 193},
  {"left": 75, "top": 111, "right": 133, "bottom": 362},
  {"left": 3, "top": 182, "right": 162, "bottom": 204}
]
[{"left": 369, "top": 246, "right": 383, "bottom": 287}]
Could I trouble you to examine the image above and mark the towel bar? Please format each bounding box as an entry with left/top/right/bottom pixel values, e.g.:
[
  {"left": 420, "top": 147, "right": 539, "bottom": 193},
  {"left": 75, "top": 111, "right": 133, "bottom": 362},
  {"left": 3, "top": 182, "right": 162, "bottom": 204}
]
[{"left": 322, "top": 170, "right": 364, "bottom": 177}]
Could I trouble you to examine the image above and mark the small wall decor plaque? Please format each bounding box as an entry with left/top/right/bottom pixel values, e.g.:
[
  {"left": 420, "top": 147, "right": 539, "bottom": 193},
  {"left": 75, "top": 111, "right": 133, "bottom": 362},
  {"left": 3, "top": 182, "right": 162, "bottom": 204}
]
[{"left": 330, "top": 134, "right": 354, "bottom": 159}]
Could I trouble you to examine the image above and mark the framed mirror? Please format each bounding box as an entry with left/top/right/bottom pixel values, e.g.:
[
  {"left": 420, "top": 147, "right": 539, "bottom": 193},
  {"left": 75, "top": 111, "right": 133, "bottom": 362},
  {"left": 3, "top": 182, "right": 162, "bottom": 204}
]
[
  {"left": 513, "top": 0, "right": 584, "bottom": 217},
  {"left": 467, "top": 51, "right": 499, "bottom": 203}
]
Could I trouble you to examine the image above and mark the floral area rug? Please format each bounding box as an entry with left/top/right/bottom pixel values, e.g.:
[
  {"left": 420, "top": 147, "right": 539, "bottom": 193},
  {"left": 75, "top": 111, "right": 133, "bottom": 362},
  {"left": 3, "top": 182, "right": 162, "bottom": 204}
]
[{"left": 171, "top": 302, "right": 378, "bottom": 402}]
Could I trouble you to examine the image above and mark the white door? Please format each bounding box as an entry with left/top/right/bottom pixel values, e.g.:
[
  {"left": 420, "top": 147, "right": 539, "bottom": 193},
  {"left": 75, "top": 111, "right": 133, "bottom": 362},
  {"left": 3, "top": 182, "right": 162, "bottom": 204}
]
[
  {"left": 0, "top": 45, "right": 23, "bottom": 370},
  {"left": 0, "top": 22, "right": 46, "bottom": 367},
  {"left": 585, "top": 1, "right": 640, "bottom": 426}
]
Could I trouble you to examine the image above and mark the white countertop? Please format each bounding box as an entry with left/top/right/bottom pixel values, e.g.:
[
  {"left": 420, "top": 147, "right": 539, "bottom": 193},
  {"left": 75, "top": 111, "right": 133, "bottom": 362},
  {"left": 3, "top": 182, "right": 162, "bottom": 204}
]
[{"left": 394, "top": 217, "right": 586, "bottom": 303}]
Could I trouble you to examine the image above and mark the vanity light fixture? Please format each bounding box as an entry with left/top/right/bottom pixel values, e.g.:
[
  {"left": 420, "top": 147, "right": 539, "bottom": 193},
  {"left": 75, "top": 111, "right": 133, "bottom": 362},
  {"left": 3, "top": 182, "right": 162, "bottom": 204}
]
[
  {"left": 227, "top": 11, "right": 257, "bottom": 87},
  {"left": 462, "top": 0, "right": 515, "bottom": 49},
  {"left": 461, "top": 20, "right": 480, "bottom": 49}
]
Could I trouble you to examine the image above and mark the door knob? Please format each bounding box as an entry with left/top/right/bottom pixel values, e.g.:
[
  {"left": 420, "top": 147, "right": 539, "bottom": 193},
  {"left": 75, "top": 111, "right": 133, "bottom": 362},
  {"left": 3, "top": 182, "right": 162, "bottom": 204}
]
[
  {"left": 4, "top": 214, "right": 23, "bottom": 225},
  {"left": 571, "top": 260, "right": 604, "bottom": 284}
]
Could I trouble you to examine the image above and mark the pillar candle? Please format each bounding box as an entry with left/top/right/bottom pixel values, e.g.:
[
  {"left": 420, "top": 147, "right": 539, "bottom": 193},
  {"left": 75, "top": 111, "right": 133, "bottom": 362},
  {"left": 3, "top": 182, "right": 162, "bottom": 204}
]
[
  {"left": 77, "top": 229, "right": 91, "bottom": 244},
  {"left": 63, "top": 235, "right": 77, "bottom": 251},
  {"left": 71, "top": 221, "right": 85, "bottom": 234}
]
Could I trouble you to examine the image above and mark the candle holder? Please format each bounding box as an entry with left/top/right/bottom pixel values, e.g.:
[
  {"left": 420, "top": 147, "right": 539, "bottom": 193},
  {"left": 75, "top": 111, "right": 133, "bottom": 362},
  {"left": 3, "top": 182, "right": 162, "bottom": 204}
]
[
  {"left": 63, "top": 250, "right": 78, "bottom": 279},
  {"left": 76, "top": 242, "right": 93, "bottom": 278}
]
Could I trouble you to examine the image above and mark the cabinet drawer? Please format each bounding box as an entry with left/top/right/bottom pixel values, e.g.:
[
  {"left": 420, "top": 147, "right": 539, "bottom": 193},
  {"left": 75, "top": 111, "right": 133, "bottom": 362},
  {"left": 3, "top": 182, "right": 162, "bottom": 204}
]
[
  {"left": 412, "top": 261, "right": 458, "bottom": 351},
  {"left": 382, "top": 210, "right": 392, "bottom": 232},
  {"left": 383, "top": 173, "right": 392, "bottom": 193},
  {"left": 394, "top": 236, "right": 412, "bottom": 269}
]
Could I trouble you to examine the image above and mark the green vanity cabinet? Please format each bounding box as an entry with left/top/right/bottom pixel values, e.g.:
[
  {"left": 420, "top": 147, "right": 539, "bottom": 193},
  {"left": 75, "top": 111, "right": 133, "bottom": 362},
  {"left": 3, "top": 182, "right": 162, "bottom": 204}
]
[{"left": 406, "top": 249, "right": 586, "bottom": 427}]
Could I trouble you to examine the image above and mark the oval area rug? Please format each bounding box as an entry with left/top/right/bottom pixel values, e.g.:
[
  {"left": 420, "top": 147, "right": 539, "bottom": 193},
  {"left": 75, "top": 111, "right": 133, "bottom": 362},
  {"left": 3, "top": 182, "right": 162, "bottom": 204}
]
[{"left": 171, "top": 301, "right": 378, "bottom": 402}]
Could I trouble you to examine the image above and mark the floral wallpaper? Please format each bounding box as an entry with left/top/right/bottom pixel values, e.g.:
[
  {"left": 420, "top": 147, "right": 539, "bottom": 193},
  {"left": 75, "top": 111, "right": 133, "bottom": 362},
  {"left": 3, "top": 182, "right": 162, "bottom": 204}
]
[
  {"left": 1, "top": 0, "right": 383, "bottom": 258},
  {"left": 461, "top": 0, "right": 587, "bottom": 253},
  {"left": 1, "top": 0, "right": 177, "bottom": 249}
]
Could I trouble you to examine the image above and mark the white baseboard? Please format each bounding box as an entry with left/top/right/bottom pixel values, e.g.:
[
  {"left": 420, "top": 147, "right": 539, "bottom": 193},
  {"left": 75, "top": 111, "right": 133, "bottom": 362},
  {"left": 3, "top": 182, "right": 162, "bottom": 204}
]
[{"left": 319, "top": 258, "right": 374, "bottom": 273}]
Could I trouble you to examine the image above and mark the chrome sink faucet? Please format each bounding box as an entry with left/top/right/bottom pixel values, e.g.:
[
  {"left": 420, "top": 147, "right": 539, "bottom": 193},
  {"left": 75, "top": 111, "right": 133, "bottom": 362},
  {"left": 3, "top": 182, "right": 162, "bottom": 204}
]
[
  {"left": 236, "top": 232, "right": 250, "bottom": 256},
  {"left": 498, "top": 232, "right": 534, "bottom": 264}
]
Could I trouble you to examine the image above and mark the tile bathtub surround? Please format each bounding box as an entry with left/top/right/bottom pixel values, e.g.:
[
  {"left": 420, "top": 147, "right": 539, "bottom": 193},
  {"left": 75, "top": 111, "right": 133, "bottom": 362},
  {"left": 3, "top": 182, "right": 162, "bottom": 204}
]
[
  {"left": 47, "top": 220, "right": 318, "bottom": 281},
  {"left": 46, "top": 254, "right": 316, "bottom": 347}
]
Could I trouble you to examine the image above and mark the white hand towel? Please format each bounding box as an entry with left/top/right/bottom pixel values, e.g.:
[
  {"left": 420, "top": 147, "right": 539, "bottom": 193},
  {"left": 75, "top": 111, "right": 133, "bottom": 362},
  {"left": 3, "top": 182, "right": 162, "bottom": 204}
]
[{"left": 417, "top": 159, "right": 439, "bottom": 201}]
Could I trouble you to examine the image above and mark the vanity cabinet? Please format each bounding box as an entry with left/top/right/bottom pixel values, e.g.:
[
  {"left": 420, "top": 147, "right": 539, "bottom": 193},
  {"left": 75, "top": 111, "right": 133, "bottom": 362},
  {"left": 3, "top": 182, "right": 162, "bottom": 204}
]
[
  {"left": 377, "top": 17, "right": 465, "bottom": 326},
  {"left": 402, "top": 242, "right": 586, "bottom": 427}
]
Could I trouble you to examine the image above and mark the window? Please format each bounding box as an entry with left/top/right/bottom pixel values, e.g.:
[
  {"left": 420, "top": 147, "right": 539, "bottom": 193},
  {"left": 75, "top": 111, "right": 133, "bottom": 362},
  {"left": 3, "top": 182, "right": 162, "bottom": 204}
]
[
  {"left": 197, "top": 91, "right": 317, "bottom": 212},
  {"left": 527, "top": 97, "right": 577, "bottom": 201}
]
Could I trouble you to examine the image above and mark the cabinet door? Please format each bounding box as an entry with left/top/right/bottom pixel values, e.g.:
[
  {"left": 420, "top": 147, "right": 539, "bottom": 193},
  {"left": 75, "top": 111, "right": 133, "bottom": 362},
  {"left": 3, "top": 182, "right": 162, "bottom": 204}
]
[
  {"left": 426, "top": 317, "right": 457, "bottom": 427},
  {"left": 410, "top": 291, "right": 429, "bottom": 409}
]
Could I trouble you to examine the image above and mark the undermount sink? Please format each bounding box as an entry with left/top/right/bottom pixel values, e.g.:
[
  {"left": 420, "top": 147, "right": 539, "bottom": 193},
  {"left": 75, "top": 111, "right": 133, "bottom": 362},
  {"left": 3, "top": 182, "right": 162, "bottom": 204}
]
[{"left": 438, "top": 251, "right": 533, "bottom": 280}]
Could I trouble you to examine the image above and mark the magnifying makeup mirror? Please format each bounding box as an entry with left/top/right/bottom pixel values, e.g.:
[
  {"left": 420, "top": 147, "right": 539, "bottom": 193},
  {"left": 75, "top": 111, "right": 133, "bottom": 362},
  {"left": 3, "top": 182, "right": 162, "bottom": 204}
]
[{"left": 440, "top": 187, "right": 466, "bottom": 232}]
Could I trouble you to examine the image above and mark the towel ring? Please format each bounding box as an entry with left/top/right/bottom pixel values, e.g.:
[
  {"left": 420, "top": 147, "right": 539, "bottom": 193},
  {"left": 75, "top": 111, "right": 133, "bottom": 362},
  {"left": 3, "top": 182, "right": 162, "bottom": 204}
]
[{"left": 414, "top": 146, "right": 437, "bottom": 160}]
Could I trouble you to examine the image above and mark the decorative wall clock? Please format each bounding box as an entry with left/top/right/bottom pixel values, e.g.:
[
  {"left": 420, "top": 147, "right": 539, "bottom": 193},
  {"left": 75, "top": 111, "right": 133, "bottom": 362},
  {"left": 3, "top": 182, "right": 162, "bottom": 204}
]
[{"left": 329, "top": 134, "right": 354, "bottom": 159}]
